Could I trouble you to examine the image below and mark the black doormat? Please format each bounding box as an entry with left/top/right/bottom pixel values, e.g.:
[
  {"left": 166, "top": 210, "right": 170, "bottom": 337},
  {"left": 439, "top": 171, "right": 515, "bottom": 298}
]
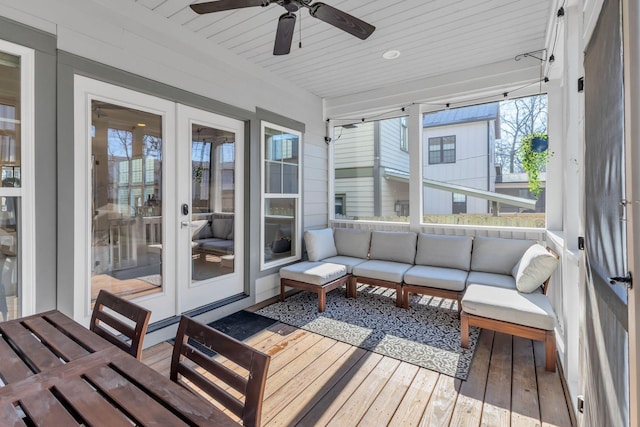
[
  {"left": 168, "top": 310, "right": 279, "bottom": 357},
  {"left": 207, "top": 310, "right": 279, "bottom": 341}
]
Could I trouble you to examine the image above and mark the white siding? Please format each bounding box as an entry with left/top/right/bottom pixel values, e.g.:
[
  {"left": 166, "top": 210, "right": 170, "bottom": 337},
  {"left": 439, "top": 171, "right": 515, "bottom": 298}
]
[
  {"left": 379, "top": 118, "right": 410, "bottom": 172},
  {"left": 423, "top": 121, "right": 491, "bottom": 214},
  {"left": 303, "top": 141, "right": 328, "bottom": 229},
  {"left": 334, "top": 177, "right": 374, "bottom": 218},
  {"left": 380, "top": 178, "right": 409, "bottom": 218},
  {"left": 334, "top": 123, "right": 374, "bottom": 168}
]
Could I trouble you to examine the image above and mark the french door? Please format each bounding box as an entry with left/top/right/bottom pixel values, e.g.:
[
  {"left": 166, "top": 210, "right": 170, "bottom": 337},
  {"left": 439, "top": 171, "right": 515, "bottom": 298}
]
[
  {"left": 74, "top": 77, "right": 243, "bottom": 325},
  {"left": 176, "top": 105, "right": 243, "bottom": 312}
]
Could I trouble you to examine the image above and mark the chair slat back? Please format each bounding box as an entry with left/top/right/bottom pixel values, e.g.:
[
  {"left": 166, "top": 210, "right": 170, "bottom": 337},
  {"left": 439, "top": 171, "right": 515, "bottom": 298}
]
[
  {"left": 170, "top": 316, "right": 271, "bottom": 427},
  {"left": 90, "top": 290, "right": 151, "bottom": 360}
]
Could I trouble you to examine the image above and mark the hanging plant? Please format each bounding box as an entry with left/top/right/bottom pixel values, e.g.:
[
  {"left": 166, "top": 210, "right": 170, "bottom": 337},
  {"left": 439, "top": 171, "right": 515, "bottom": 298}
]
[
  {"left": 518, "top": 133, "right": 551, "bottom": 199},
  {"left": 193, "top": 165, "right": 204, "bottom": 184}
]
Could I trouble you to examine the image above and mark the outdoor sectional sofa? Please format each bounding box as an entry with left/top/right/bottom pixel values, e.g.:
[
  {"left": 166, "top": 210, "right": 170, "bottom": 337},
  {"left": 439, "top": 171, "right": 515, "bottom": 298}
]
[{"left": 279, "top": 227, "right": 559, "bottom": 371}]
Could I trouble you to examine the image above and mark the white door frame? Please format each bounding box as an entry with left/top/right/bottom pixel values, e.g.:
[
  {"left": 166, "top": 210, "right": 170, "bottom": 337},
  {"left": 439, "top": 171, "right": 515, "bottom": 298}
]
[
  {"left": 176, "top": 104, "right": 244, "bottom": 312},
  {"left": 73, "top": 75, "right": 177, "bottom": 325},
  {"left": 0, "top": 39, "right": 35, "bottom": 317}
]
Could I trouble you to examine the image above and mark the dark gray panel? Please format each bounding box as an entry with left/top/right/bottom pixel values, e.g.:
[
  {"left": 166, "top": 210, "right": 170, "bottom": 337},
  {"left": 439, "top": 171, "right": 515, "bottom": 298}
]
[{"left": 583, "top": 0, "right": 629, "bottom": 425}]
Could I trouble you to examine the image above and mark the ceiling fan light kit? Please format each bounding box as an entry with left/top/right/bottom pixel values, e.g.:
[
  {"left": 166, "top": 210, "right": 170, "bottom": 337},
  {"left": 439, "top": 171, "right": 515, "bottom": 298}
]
[{"left": 190, "top": 0, "right": 375, "bottom": 55}]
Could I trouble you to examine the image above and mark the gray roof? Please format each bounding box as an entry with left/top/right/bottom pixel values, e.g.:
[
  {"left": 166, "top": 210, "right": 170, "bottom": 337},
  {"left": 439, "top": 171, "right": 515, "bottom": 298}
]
[{"left": 423, "top": 103, "right": 500, "bottom": 128}]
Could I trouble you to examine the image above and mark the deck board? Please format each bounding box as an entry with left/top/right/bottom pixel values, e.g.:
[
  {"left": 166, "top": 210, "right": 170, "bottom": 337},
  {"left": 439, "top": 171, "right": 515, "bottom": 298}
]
[
  {"left": 481, "top": 332, "right": 513, "bottom": 427},
  {"left": 142, "top": 321, "right": 573, "bottom": 426}
]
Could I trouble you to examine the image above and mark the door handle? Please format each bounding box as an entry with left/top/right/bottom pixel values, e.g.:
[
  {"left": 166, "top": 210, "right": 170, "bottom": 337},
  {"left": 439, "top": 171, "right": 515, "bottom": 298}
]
[{"left": 180, "top": 221, "right": 198, "bottom": 228}]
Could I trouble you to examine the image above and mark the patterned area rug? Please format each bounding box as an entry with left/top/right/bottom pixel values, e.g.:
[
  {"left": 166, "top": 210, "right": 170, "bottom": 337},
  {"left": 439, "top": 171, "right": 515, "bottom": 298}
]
[{"left": 257, "top": 285, "right": 480, "bottom": 380}]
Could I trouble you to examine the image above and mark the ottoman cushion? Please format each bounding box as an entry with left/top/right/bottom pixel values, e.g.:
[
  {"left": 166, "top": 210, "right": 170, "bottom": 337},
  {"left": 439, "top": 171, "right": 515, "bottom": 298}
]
[{"left": 280, "top": 262, "right": 347, "bottom": 286}]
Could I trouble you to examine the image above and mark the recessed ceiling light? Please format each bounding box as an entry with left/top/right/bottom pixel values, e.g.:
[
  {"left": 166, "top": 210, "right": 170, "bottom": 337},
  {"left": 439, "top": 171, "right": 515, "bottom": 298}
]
[
  {"left": 382, "top": 50, "right": 401, "bottom": 60},
  {"left": 137, "top": 123, "right": 146, "bottom": 127}
]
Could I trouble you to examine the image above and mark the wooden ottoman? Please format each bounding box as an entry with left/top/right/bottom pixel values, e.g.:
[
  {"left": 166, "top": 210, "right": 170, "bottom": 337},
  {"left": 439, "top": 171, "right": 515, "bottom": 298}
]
[{"left": 279, "top": 262, "right": 352, "bottom": 312}]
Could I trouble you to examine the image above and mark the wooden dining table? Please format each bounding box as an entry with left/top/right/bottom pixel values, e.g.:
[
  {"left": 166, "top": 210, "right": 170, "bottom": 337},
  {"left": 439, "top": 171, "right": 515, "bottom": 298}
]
[{"left": 0, "top": 310, "right": 239, "bottom": 426}]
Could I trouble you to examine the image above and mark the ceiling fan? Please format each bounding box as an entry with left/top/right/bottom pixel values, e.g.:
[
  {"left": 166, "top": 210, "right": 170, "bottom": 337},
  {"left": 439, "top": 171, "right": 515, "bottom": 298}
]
[{"left": 189, "top": 0, "right": 376, "bottom": 55}]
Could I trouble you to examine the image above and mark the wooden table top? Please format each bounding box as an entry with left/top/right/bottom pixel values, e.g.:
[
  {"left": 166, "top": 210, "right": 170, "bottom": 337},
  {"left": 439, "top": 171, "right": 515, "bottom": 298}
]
[{"left": 0, "top": 310, "right": 238, "bottom": 426}]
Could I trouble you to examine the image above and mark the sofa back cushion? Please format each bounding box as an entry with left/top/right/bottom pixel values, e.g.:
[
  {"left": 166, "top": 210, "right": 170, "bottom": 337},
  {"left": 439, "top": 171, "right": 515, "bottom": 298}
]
[
  {"left": 304, "top": 228, "right": 338, "bottom": 262},
  {"left": 471, "top": 236, "right": 534, "bottom": 275},
  {"left": 512, "top": 244, "right": 559, "bottom": 293},
  {"left": 334, "top": 228, "right": 371, "bottom": 259},
  {"left": 212, "top": 218, "right": 233, "bottom": 239},
  {"left": 195, "top": 220, "right": 213, "bottom": 239},
  {"left": 415, "top": 233, "right": 473, "bottom": 271},
  {"left": 369, "top": 231, "right": 417, "bottom": 264}
]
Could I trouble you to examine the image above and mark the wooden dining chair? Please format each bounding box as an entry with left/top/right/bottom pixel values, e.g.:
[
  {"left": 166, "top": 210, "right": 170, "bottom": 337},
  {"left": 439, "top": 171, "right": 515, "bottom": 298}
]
[
  {"left": 90, "top": 289, "right": 151, "bottom": 360},
  {"left": 170, "top": 316, "right": 271, "bottom": 427}
]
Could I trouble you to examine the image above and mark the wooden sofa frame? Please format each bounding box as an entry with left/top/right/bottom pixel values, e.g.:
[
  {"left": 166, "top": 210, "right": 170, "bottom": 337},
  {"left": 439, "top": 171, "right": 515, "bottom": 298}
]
[
  {"left": 281, "top": 274, "right": 356, "bottom": 312},
  {"left": 460, "top": 247, "right": 560, "bottom": 372},
  {"left": 353, "top": 276, "right": 403, "bottom": 307},
  {"left": 401, "top": 285, "right": 463, "bottom": 314}
]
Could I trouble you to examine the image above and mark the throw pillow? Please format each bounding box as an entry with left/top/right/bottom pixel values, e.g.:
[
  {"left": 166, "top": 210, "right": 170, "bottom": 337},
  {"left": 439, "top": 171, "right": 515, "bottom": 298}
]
[
  {"left": 304, "top": 228, "right": 338, "bottom": 262},
  {"left": 512, "top": 244, "right": 559, "bottom": 293}
]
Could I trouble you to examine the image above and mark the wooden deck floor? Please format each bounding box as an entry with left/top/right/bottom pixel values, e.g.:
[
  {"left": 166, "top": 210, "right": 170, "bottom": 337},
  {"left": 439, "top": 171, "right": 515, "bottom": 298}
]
[{"left": 142, "top": 321, "right": 573, "bottom": 426}]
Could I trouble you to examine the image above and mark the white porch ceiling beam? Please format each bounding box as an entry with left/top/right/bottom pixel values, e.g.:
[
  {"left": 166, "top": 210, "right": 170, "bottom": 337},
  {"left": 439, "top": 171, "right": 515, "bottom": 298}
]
[{"left": 325, "top": 57, "right": 545, "bottom": 120}]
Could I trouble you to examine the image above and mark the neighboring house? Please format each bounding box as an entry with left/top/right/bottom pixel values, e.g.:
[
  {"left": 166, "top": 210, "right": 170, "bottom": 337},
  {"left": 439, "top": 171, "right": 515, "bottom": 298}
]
[
  {"left": 495, "top": 171, "right": 546, "bottom": 213},
  {"left": 334, "top": 117, "right": 410, "bottom": 219},
  {"left": 422, "top": 103, "right": 500, "bottom": 215},
  {"left": 335, "top": 103, "right": 517, "bottom": 219}
]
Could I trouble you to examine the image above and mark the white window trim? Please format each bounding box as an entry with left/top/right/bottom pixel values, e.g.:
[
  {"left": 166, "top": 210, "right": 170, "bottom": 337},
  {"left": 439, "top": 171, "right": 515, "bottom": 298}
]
[
  {"left": 0, "top": 40, "right": 35, "bottom": 317},
  {"left": 260, "top": 121, "right": 302, "bottom": 271}
]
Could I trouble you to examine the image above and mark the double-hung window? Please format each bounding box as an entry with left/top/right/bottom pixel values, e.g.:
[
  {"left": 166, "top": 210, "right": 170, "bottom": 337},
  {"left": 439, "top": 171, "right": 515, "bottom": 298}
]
[
  {"left": 261, "top": 122, "right": 301, "bottom": 269},
  {"left": 428, "top": 135, "right": 456, "bottom": 164}
]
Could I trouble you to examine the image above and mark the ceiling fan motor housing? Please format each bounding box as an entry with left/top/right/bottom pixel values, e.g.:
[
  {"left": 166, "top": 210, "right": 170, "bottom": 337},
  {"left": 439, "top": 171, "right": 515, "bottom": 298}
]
[{"left": 281, "top": 0, "right": 300, "bottom": 12}]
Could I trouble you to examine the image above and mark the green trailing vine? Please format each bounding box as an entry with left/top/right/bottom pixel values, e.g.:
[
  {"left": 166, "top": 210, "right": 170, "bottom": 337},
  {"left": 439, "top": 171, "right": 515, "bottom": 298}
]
[
  {"left": 193, "top": 165, "right": 204, "bottom": 184},
  {"left": 518, "top": 133, "right": 551, "bottom": 198}
]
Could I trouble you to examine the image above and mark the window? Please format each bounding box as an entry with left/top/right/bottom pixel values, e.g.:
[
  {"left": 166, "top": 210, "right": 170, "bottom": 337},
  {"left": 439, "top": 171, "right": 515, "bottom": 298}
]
[
  {"left": 332, "top": 116, "right": 409, "bottom": 222},
  {"left": 399, "top": 117, "right": 408, "bottom": 151},
  {"left": 452, "top": 193, "right": 467, "bottom": 214},
  {"left": 428, "top": 136, "right": 456, "bottom": 164},
  {"left": 261, "top": 122, "right": 301, "bottom": 269},
  {"left": 335, "top": 194, "right": 346, "bottom": 216},
  {"left": 421, "top": 96, "right": 547, "bottom": 227}
]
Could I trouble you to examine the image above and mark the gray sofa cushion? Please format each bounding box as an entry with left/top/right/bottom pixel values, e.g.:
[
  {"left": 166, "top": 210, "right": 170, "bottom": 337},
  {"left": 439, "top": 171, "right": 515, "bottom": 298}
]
[
  {"left": 352, "top": 260, "right": 412, "bottom": 283},
  {"left": 369, "top": 231, "right": 417, "bottom": 264},
  {"left": 333, "top": 228, "right": 371, "bottom": 259},
  {"left": 462, "top": 284, "right": 555, "bottom": 330},
  {"left": 280, "top": 262, "right": 347, "bottom": 286},
  {"left": 466, "top": 271, "right": 516, "bottom": 289},
  {"left": 470, "top": 237, "right": 534, "bottom": 275},
  {"left": 212, "top": 218, "right": 233, "bottom": 239},
  {"left": 198, "top": 238, "right": 235, "bottom": 254},
  {"left": 414, "top": 234, "right": 473, "bottom": 271},
  {"left": 304, "top": 228, "right": 338, "bottom": 262},
  {"left": 321, "top": 255, "right": 368, "bottom": 274},
  {"left": 403, "top": 265, "right": 468, "bottom": 292},
  {"left": 194, "top": 221, "right": 214, "bottom": 239}
]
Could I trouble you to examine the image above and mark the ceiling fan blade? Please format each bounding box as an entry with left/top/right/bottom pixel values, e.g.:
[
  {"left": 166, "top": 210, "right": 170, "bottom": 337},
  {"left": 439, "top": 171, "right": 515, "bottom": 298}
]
[
  {"left": 190, "top": 0, "right": 269, "bottom": 15},
  {"left": 273, "top": 12, "right": 297, "bottom": 56},
  {"left": 309, "top": 2, "right": 375, "bottom": 40}
]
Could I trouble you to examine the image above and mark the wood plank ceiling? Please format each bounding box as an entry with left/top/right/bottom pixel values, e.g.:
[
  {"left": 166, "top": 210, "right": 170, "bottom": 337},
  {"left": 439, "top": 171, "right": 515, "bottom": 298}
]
[{"left": 129, "top": 0, "right": 553, "bottom": 100}]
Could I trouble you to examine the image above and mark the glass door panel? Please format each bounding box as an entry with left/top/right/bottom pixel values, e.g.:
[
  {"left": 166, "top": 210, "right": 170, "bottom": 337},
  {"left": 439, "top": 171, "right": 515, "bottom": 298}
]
[
  {"left": 191, "top": 124, "right": 236, "bottom": 282},
  {"left": 91, "top": 100, "right": 164, "bottom": 305},
  {"left": 177, "top": 105, "right": 243, "bottom": 312},
  {"left": 0, "top": 48, "right": 24, "bottom": 321}
]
